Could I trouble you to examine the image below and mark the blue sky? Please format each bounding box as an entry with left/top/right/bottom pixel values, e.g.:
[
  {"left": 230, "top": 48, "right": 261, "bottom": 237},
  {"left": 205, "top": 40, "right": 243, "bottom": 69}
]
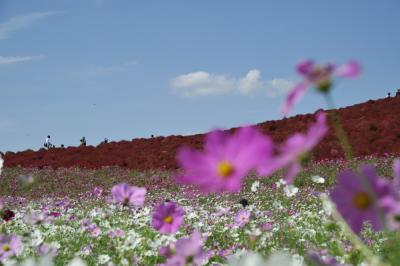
[{"left": 1, "top": 0, "right": 399, "bottom": 152}]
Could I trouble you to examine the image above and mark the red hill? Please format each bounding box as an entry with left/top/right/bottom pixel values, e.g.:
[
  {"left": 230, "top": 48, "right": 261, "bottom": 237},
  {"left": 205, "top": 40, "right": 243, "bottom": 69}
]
[{"left": 4, "top": 96, "right": 400, "bottom": 170}]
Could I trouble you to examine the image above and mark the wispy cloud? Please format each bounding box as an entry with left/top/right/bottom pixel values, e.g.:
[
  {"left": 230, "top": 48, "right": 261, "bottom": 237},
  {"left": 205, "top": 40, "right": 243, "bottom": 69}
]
[
  {"left": 0, "top": 11, "right": 58, "bottom": 40},
  {"left": 171, "top": 69, "right": 294, "bottom": 97},
  {"left": 0, "top": 55, "right": 45, "bottom": 65}
]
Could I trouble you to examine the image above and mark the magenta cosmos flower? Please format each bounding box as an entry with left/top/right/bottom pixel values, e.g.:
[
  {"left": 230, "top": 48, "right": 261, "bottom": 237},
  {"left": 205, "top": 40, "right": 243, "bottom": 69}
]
[
  {"left": 0, "top": 235, "right": 23, "bottom": 261},
  {"left": 111, "top": 183, "right": 146, "bottom": 207},
  {"left": 176, "top": 126, "right": 274, "bottom": 193},
  {"left": 234, "top": 209, "right": 251, "bottom": 227},
  {"left": 282, "top": 59, "right": 361, "bottom": 115},
  {"left": 162, "top": 230, "right": 206, "bottom": 266},
  {"left": 152, "top": 201, "right": 185, "bottom": 234},
  {"left": 330, "top": 165, "right": 395, "bottom": 233},
  {"left": 259, "top": 112, "right": 328, "bottom": 183}
]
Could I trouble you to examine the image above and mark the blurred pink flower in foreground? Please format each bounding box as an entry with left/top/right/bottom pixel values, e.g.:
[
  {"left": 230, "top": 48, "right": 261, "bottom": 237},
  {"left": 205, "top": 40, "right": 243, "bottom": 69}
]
[
  {"left": 111, "top": 183, "right": 146, "bottom": 207},
  {"left": 282, "top": 60, "right": 361, "bottom": 116},
  {"left": 162, "top": 230, "right": 206, "bottom": 266},
  {"left": 176, "top": 126, "right": 274, "bottom": 193},
  {"left": 152, "top": 201, "right": 185, "bottom": 234},
  {"left": 331, "top": 165, "right": 394, "bottom": 234},
  {"left": 259, "top": 112, "right": 328, "bottom": 184},
  {"left": 0, "top": 235, "right": 23, "bottom": 261}
]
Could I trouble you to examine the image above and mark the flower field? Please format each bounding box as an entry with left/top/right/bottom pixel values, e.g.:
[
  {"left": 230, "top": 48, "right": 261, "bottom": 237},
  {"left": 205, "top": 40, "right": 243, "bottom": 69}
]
[{"left": 0, "top": 155, "right": 399, "bottom": 265}]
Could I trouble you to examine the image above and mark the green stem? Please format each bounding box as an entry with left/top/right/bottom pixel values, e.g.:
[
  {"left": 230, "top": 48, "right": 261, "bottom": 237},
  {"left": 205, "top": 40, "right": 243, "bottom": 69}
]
[{"left": 323, "top": 93, "right": 353, "bottom": 161}]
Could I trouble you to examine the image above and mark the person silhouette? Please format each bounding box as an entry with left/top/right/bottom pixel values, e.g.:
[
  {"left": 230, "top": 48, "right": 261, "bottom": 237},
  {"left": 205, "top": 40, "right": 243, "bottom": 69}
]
[
  {"left": 80, "top": 137, "right": 86, "bottom": 147},
  {"left": 44, "top": 135, "right": 52, "bottom": 149}
]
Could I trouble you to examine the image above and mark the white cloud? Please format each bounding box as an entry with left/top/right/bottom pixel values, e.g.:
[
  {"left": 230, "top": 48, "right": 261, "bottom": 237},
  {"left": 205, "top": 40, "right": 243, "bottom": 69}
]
[
  {"left": 171, "top": 71, "right": 236, "bottom": 96},
  {"left": 0, "top": 11, "right": 58, "bottom": 40},
  {"left": 266, "top": 78, "right": 294, "bottom": 97},
  {"left": 238, "top": 69, "right": 263, "bottom": 94},
  {"left": 0, "top": 55, "right": 44, "bottom": 65},
  {"left": 171, "top": 69, "right": 294, "bottom": 97}
]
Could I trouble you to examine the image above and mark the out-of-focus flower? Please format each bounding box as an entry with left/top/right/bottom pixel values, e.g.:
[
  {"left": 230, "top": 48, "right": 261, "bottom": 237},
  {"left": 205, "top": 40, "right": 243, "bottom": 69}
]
[
  {"left": 111, "top": 183, "right": 146, "bottom": 207},
  {"left": 330, "top": 165, "right": 394, "bottom": 233},
  {"left": 162, "top": 230, "right": 206, "bottom": 266},
  {"left": 312, "top": 175, "right": 325, "bottom": 184},
  {"left": 1, "top": 209, "right": 15, "bottom": 222},
  {"left": 251, "top": 181, "right": 260, "bottom": 192},
  {"left": 282, "top": 60, "right": 361, "bottom": 115},
  {"left": 37, "top": 243, "right": 58, "bottom": 257},
  {"left": 0, "top": 234, "right": 23, "bottom": 261},
  {"left": 284, "top": 185, "right": 299, "bottom": 197},
  {"left": 152, "top": 201, "right": 185, "bottom": 234},
  {"left": 92, "top": 186, "right": 103, "bottom": 197},
  {"left": 108, "top": 228, "right": 125, "bottom": 239},
  {"left": 0, "top": 155, "right": 3, "bottom": 177},
  {"left": 17, "top": 174, "right": 35, "bottom": 186},
  {"left": 261, "top": 222, "right": 273, "bottom": 231},
  {"left": 228, "top": 251, "right": 296, "bottom": 266},
  {"left": 239, "top": 198, "right": 249, "bottom": 207},
  {"left": 176, "top": 126, "right": 274, "bottom": 193},
  {"left": 260, "top": 112, "right": 327, "bottom": 184},
  {"left": 234, "top": 209, "right": 251, "bottom": 227}
]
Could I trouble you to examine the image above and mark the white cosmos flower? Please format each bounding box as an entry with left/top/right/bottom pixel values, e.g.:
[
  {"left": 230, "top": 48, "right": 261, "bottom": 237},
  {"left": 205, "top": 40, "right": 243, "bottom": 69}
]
[
  {"left": 251, "top": 181, "right": 260, "bottom": 192},
  {"left": 311, "top": 175, "right": 325, "bottom": 184},
  {"left": 284, "top": 185, "right": 299, "bottom": 197},
  {"left": 0, "top": 155, "right": 3, "bottom": 176}
]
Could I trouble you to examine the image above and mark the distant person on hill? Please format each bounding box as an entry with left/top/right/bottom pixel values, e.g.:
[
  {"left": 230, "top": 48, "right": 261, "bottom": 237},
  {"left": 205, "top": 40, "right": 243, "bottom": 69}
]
[
  {"left": 397, "top": 89, "right": 400, "bottom": 97},
  {"left": 103, "top": 138, "right": 108, "bottom": 144},
  {"left": 387, "top": 92, "right": 391, "bottom": 98},
  {"left": 44, "top": 135, "right": 52, "bottom": 149},
  {"left": 80, "top": 137, "right": 86, "bottom": 147}
]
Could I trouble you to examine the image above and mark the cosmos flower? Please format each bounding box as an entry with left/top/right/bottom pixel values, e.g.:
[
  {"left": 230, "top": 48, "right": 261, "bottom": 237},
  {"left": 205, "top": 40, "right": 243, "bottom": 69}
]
[
  {"left": 234, "top": 209, "right": 251, "bottom": 227},
  {"left": 1, "top": 209, "right": 15, "bottom": 222},
  {"left": 162, "top": 230, "right": 206, "bottom": 266},
  {"left": 176, "top": 126, "right": 274, "bottom": 193},
  {"left": 330, "top": 165, "right": 394, "bottom": 233},
  {"left": 259, "top": 112, "right": 328, "bottom": 184},
  {"left": 111, "top": 183, "right": 146, "bottom": 207},
  {"left": 282, "top": 60, "right": 361, "bottom": 116},
  {"left": 0, "top": 235, "right": 23, "bottom": 261},
  {"left": 152, "top": 201, "right": 185, "bottom": 234}
]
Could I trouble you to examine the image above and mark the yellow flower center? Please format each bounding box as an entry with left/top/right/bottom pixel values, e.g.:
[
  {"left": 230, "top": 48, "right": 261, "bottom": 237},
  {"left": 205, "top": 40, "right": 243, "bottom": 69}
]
[
  {"left": 353, "top": 192, "right": 372, "bottom": 209},
  {"left": 164, "top": 215, "right": 173, "bottom": 224},
  {"left": 217, "top": 161, "right": 234, "bottom": 178},
  {"left": 2, "top": 244, "right": 11, "bottom": 252}
]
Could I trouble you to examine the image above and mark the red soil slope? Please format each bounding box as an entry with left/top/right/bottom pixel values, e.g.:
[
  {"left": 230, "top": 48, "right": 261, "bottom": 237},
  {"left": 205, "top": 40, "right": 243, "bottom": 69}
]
[{"left": 4, "top": 96, "right": 400, "bottom": 170}]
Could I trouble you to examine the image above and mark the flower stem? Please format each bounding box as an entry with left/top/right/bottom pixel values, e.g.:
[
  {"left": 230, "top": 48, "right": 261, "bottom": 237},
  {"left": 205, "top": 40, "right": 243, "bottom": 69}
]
[{"left": 323, "top": 93, "right": 353, "bottom": 161}]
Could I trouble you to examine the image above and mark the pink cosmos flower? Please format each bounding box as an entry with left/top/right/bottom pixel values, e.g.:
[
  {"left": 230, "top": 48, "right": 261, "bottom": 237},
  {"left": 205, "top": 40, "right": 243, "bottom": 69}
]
[
  {"left": 162, "top": 230, "right": 206, "bottom": 266},
  {"left": 108, "top": 228, "right": 125, "bottom": 238},
  {"left": 282, "top": 60, "right": 361, "bottom": 116},
  {"left": 152, "top": 201, "right": 185, "bottom": 234},
  {"left": 0, "top": 235, "right": 23, "bottom": 261},
  {"left": 330, "top": 165, "right": 394, "bottom": 233},
  {"left": 111, "top": 183, "right": 146, "bottom": 207},
  {"left": 37, "top": 243, "right": 58, "bottom": 257},
  {"left": 92, "top": 186, "right": 103, "bottom": 197},
  {"left": 259, "top": 112, "right": 328, "bottom": 183},
  {"left": 234, "top": 209, "right": 251, "bottom": 227},
  {"left": 176, "top": 126, "right": 274, "bottom": 193}
]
